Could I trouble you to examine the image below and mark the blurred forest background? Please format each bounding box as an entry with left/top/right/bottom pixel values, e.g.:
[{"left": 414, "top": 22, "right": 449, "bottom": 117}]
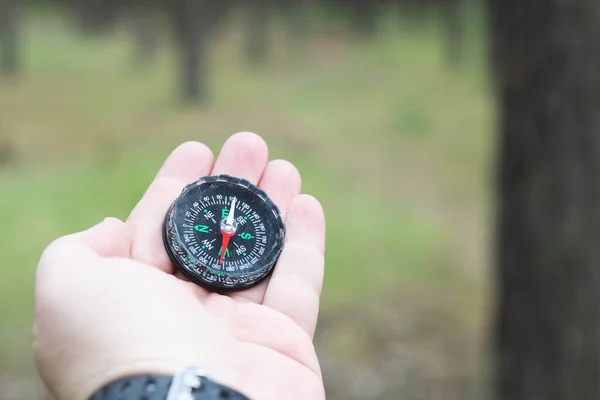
[{"left": 0, "top": 0, "right": 493, "bottom": 399}]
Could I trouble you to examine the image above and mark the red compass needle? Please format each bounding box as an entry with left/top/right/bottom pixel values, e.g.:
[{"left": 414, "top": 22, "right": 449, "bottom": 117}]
[{"left": 219, "top": 231, "right": 234, "bottom": 264}]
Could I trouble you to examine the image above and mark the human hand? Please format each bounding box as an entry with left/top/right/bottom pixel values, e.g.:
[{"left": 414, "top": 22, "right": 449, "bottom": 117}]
[{"left": 33, "top": 132, "right": 326, "bottom": 400}]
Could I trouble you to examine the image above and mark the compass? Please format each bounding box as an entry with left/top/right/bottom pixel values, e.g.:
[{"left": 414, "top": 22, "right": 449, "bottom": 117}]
[{"left": 162, "top": 174, "right": 285, "bottom": 292}]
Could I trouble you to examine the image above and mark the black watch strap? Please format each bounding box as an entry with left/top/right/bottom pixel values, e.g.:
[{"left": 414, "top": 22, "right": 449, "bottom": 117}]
[{"left": 89, "top": 373, "right": 251, "bottom": 400}]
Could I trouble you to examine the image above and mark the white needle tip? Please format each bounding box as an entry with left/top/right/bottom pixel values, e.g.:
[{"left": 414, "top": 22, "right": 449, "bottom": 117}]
[{"left": 227, "top": 197, "right": 237, "bottom": 225}]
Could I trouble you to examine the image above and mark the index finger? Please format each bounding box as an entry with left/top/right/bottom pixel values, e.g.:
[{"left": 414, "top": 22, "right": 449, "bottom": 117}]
[{"left": 126, "top": 141, "right": 215, "bottom": 272}]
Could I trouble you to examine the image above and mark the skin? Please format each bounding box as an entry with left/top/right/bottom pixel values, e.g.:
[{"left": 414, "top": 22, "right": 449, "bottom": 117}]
[{"left": 32, "top": 132, "right": 326, "bottom": 400}]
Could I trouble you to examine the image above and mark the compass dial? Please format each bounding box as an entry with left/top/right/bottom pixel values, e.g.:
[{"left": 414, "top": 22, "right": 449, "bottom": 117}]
[{"left": 163, "top": 174, "right": 285, "bottom": 292}]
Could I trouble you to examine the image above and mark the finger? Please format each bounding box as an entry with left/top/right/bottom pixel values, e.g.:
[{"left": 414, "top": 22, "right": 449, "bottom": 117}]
[
  {"left": 127, "top": 142, "right": 214, "bottom": 272},
  {"left": 258, "top": 160, "right": 302, "bottom": 220},
  {"left": 262, "top": 195, "right": 326, "bottom": 339},
  {"left": 74, "top": 217, "right": 132, "bottom": 259},
  {"left": 228, "top": 160, "right": 302, "bottom": 304},
  {"left": 231, "top": 302, "right": 321, "bottom": 377},
  {"left": 210, "top": 132, "right": 269, "bottom": 182},
  {"left": 208, "top": 132, "right": 268, "bottom": 301}
]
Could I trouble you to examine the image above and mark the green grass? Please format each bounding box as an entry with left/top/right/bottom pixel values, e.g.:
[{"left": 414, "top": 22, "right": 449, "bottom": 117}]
[{"left": 0, "top": 5, "right": 493, "bottom": 388}]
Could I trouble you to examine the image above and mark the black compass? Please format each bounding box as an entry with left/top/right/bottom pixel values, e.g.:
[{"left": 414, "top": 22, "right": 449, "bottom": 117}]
[{"left": 163, "top": 174, "right": 285, "bottom": 292}]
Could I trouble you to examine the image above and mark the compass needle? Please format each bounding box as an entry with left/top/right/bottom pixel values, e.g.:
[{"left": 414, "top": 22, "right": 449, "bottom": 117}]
[
  {"left": 226, "top": 197, "right": 237, "bottom": 225},
  {"left": 219, "top": 233, "right": 232, "bottom": 264},
  {"left": 163, "top": 175, "right": 285, "bottom": 292}
]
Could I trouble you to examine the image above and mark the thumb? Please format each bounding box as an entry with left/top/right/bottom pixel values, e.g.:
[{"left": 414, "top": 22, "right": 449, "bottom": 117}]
[
  {"left": 69, "top": 217, "right": 131, "bottom": 259},
  {"left": 36, "top": 217, "right": 131, "bottom": 282},
  {"left": 41, "top": 217, "right": 130, "bottom": 262}
]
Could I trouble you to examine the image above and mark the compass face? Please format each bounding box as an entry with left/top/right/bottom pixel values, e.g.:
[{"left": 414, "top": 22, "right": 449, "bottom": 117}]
[{"left": 163, "top": 175, "right": 285, "bottom": 292}]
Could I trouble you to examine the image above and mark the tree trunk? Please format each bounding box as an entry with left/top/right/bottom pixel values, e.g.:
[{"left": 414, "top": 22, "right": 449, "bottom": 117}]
[
  {"left": 0, "top": 0, "right": 18, "bottom": 77},
  {"left": 351, "top": 0, "right": 378, "bottom": 38},
  {"left": 172, "top": 0, "right": 223, "bottom": 103},
  {"left": 442, "top": 0, "right": 463, "bottom": 68},
  {"left": 492, "top": 1, "right": 600, "bottom": 399},
  {"left": 130, "top": 0, "right": 160, "bottom": 65},
  {"left": 179, "top": 0, "right": 203, "bottom": 102},
  {"left": 244, "top": 0, "right": 270, "bottom": 66},
  {"left": 398, "top": 0, "right": 427, "bottom": 33},
  {"left": 75, "top": 0, "right": 118, "bottom": 34},
  {"left": 282, "top": 0, "right": 315, "bottom": 55}
]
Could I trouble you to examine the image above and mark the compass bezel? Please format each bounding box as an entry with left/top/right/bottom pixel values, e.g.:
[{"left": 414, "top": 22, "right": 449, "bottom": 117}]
[{"left": 162, "top": 174, "right": 285, "bottom": 292}]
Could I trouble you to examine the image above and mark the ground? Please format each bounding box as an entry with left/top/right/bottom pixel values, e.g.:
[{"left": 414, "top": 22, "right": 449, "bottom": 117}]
[{"left": 0, "top": 5, "right": 493, "bottom": 399}]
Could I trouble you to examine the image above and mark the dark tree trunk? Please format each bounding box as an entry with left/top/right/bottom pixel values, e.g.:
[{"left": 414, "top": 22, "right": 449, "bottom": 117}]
[
  {"left": 492, "top": 1, "right": 600, "bottom": 399},
  {"left": 76, "top": 0, "right": 119, "bottom": 34},
  {"left": 172, "top": 0, "right": 224, "bottom": 103},
  {"left": 441, "top": 0, "right": 463, "bottom": 67},
  {"left": 176, "top": 0, "right": 204, "bottom": 102},
  {"left": 350, "top": 0, "right": 378, "bottom": 38},
  {"left": 283, "top": 0, "right": 314, "bottom": 42},
  {"left": 130, "top": 0, "right": 160, "bottom": 65},
  {"left": 398, "top": 0, "right": 427, "bottom": 33},
  {"left": 0, "top": 0, "right": 18, "bottom": 76},
  {"left": 244, "top": 0, "right": 270, "bottom": 66},
  {"left": 281, "top": 0, "right": 315, "bottom": 61}
]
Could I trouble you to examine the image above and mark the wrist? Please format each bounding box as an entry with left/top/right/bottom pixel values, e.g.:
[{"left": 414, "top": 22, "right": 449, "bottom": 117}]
[
  {"left": 87, "top": 365, "right": 251, "bottom": 400},
  {"left": 80, "top": 359, "right": 246, "bottom": 400},
  {"left": 81, "top": 360, "right": 180, "bottom": 400}
]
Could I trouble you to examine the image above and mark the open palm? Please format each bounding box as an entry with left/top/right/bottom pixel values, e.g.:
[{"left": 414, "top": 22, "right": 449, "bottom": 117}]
[{"left": 33, "top": 133, "right": 326, "bottom": 400}]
